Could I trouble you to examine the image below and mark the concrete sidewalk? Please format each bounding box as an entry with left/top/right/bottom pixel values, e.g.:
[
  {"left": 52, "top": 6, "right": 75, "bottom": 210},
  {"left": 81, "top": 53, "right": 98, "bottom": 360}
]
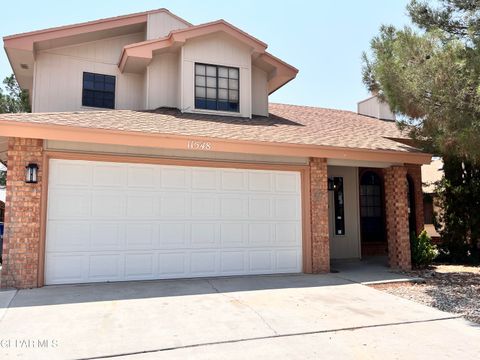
[
  {"left": 331, "top": 257, "right": 424, "bottom": 284},
  {"left": 0, "top": 274, "right": 478, "bottom": 359}
]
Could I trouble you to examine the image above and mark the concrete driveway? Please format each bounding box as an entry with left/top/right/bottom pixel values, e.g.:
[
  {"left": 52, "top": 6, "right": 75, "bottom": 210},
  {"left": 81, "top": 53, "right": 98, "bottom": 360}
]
[{"left": 0, "top": 274, "right": 478, "bottom": 359}]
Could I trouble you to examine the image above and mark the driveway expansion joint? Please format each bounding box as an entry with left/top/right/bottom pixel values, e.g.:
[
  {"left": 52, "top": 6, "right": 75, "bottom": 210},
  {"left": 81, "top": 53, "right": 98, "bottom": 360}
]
[
  {"left": 205, "top": 279, "right": 278, "bottom": 335},
  {"left": 74, "top": 315, "right": 463, "bottom": 360}
]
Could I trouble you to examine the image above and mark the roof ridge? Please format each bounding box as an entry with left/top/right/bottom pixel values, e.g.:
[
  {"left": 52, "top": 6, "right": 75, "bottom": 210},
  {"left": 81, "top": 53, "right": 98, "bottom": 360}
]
[{"left": 3, "top": 8, "right": 192, "bottom": 40}]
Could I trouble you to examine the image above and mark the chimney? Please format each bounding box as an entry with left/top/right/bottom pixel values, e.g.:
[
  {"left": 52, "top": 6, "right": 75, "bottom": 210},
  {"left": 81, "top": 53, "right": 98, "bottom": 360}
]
[{"left": 357, "top": 95, "right": 396, "bottom": 121}]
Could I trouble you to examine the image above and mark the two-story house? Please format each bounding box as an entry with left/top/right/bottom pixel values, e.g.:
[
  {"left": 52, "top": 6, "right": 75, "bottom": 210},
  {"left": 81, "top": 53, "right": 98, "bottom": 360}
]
[{"left": 0, "top": 9, "right": 430, "bottom": 288}]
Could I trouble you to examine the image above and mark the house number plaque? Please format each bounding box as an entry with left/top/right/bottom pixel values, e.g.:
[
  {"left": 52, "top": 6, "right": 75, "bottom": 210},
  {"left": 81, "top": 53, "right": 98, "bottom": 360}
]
[{"left": 187, "top": 140, "right": 212, "bottom": 150}]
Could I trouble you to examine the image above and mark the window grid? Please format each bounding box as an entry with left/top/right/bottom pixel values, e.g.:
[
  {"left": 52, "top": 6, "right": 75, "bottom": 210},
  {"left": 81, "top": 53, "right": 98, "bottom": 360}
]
[
  {"left": 195, "top": 63, "right": 239, "bottom": 112},
  {"left": 82, "top": 72, "right": 115, "bottom": 109}
]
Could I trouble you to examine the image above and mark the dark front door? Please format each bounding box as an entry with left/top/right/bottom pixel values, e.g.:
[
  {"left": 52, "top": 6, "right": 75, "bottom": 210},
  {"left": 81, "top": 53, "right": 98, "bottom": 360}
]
[{"left": 360, "top": 171, "right": 386, "bottom": 243}]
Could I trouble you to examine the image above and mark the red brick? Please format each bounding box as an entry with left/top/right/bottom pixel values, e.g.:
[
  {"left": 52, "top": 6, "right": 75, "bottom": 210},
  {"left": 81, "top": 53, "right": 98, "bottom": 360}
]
[{"left": 1, "top": 137, "right": 43, "bottom": 289}]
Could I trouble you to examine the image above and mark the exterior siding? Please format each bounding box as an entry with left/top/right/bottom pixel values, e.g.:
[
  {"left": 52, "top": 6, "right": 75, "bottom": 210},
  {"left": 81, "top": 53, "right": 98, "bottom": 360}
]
[
  {"left": 146, "top": 11, "right": 189, "bottom": 39},
  {"left": 1, "top": 138, "right": 44, "bottom": 289},
  {"left": 181, "top": 33, "right": 252, "bottom": 118},
  {"left": 147, "top": 53, "right": 180, "bottom": 109},
  {"left": 33, "top": 33, "right": 145, "bottom": 112},
  {"left": 251, "top": 66, "right": 268, "bottom": 116}
]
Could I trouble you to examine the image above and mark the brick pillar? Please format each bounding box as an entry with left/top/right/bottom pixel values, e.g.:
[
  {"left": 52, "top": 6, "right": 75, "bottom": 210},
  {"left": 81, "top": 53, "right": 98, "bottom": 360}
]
[
  {"left": 1, "top": 138, "right": 44, "bottom": 289},
  {"left": 383, "top": 165, "right": 411, "bottom": 270},
  {"left": 310, "top": 158, "right": 330, "bottom": 273},
  {"left": 406, "top": 164, "right": 425, "bottom": 236}
]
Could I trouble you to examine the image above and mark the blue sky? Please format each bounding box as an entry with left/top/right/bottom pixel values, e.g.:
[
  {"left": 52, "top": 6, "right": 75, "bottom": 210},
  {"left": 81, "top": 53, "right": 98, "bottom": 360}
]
[{"left": 0, "top": 0, "right": 411, "bottom": 111}]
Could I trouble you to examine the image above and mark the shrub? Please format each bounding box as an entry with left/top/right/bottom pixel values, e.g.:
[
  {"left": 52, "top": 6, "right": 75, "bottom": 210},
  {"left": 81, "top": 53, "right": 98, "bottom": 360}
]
[{"left": 411, "top": 230, "right": 438, "bottom": 268}]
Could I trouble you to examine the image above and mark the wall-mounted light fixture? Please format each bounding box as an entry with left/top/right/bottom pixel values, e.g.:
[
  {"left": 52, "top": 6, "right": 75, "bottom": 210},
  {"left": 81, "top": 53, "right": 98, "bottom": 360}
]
[{"left": 25, "top": 163, "right": 39, "bottom": 184}]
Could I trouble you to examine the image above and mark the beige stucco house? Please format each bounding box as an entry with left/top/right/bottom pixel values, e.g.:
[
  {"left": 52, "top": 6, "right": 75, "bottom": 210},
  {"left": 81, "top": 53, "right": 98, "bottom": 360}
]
[{"left": 0, "top": 9, "right": 430, "bottom": 288}]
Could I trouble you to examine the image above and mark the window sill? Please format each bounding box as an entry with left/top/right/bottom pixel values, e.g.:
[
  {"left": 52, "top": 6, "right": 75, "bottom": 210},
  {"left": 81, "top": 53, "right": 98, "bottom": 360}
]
[
  {"left": 188, "top": 108, "right": 244, "bottom": 117},
  {"left": 80, "top": 106, "right": 116, "bottom": 111}
]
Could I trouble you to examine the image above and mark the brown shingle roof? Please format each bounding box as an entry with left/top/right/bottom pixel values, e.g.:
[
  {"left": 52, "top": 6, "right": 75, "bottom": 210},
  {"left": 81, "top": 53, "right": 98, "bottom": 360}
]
[{"left": 0, "top": 103, "right": 419, "bottom": 153}]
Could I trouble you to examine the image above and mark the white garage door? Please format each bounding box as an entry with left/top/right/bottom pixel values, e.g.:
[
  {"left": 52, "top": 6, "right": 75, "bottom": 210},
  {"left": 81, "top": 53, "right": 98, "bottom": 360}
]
[{"left": 45, "top": 159, "right": 302, "bottom": 285}]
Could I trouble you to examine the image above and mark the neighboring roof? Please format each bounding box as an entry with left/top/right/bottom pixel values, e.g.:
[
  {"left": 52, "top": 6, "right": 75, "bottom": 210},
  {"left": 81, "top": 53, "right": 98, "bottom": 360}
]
[
  {"left": 422, "top": 158, "right": 443, "bottom": 193},
  {"left": 0, "top": 104, "right": 430, "bottom": 164}
]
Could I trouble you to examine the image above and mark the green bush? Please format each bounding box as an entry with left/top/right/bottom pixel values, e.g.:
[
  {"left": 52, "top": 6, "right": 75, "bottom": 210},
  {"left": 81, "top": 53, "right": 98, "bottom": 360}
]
[{"left": 411, "top": 230, "right": 438, "bottom": 268}]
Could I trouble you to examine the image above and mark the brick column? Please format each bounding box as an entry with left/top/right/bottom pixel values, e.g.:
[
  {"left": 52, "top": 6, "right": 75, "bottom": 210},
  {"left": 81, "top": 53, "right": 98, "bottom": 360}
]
[
  {"left": 406, "top": 164, "right": 425, "bottom": 236},
  {"left": 310, "top": 158, "right": 330, "bottom": 273},
  {"left": 1, "top": 138, "right": 44, "bottom": 289},
  {"left": 383, "top": 165, "right": 411, "bottom": 270}
]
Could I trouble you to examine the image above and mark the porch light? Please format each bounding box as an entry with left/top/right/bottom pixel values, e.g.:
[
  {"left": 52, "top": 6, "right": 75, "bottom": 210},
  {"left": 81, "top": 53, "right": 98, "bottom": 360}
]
[
  {"left": 25, "top": 163, "right": 38, "bottom": 184},
  {"left": 328, "top": 177, "right": 335, "bottom": 191}
]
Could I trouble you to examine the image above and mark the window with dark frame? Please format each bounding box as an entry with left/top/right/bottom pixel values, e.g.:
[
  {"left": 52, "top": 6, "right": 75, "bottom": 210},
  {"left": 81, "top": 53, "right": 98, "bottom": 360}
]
[
  {"left": 82, "top": 72, "right": 116, "bottom": 109},
  {"left": 333, "top": 177, "right": 345, "bottom": 236},
  {"left": 195, "top": 63, "right": 239, "bottom": 112}
]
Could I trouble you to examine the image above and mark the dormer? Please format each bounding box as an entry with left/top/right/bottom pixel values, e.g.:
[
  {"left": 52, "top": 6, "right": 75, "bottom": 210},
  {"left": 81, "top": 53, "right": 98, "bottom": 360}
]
[{"left": 4, "top": 9, "right": 298, "bottom": 118}]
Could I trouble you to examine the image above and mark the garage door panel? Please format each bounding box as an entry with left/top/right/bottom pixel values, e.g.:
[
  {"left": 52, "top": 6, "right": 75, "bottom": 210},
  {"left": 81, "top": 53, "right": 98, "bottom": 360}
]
[
  {"left": 220, "top": 170, "right": 246, "bottom": 191},
  {"left": 220, "top": 251, "right": 246, "bottom": 273},
  {"left": 276, "top": 249, "right": 301, "bottom": 272},
  {"left": 248, "top": 172, "right": 272, "bottom": 192},
  {"left": 192, "top": 168, "right": 218, "bottom": 190},
  {"left": 248, "top": 197, "right": 272, "bottom": 218},
  {"left": 191, "top": 223, "right": 217, "bottom": 247},
  {"left": 220, "top": 196, "right": 247, "bottom": 218},
  {"left": 159, "top": 223, "right": 187, "bottom": 248},
  {"left": 125, "top": 223, "right": 156, "bottom": 249},
  {"left": 275, "top": 223, "right": 301, "bottom": 245},
  {"left": 249, "top": 250, "right": 274, "bottom": 273},
  {"left": 190, "top": 251, "right": 217, "bottom": 275},
  {"left": 50, "top": 161, "right": 92, "bottom": 187},
  {"left": 46, "top": 159, "right": 302, "bottom": 284},
  {"left": 93, "top": 164, "right": 126, "bottom": 187},
  {"left": 159, "top": 252, "right": 187, "bottom": 276},
  {"left": 191, "top": 195, "right": 218, "bottom": 218},
  {"left": 48, "top": 189, "right": 91, "bottom": 219},
  {"left": 89, "top": 254, "right": 121, "bottom": 280},
  {"left": 248, "top": 223, "right": 272, "bottom": 245},
  {"left": 90, "top": 223, "right": 122, "bottom": 251},
  {"left": 45, "top": 254, "right": 86, "bottom": 284},
  {"left": 125, "top": 253, "right": 156, "bottom": 279},
  {"left": 126, "top": 195, "right": 157, "bottom": 218},
  {"left": 161, "top": 167, "right": 189, "bottom": 189},
  {"left": 46, "top": 222, "right": 89, "bottom": 252},
  {"left": 161, "top": 194, "right": 189, "bottom": 217},
  {"left": 127, "top": 165, "right": 157, "bottom": 188},
  {"left": 274, "top": 197, "right": 301, "bottom": 220},
  {"left": 275, "top": 172, "right": 300, "bottom": 193},
  {"left": 92, "top": 193, "right": 126, "bottom": 218},
  {"left": 220, "top": 223, "right": 245, "bottom": 246}
]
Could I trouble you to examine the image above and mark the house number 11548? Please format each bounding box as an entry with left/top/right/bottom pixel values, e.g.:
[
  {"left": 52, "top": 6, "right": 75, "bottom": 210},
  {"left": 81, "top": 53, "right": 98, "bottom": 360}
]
[{"left": 187, "top": 141, "right": 212, "bottom": 150}]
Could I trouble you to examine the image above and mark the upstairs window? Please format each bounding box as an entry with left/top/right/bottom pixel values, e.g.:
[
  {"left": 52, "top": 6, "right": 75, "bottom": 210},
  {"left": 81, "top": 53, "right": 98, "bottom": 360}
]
[
  {"left": 82, "top": 72, "right": 116, "bottom": 109},
  {"left": 195, "top": 63, "right": 239, "bottom": 112}
]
